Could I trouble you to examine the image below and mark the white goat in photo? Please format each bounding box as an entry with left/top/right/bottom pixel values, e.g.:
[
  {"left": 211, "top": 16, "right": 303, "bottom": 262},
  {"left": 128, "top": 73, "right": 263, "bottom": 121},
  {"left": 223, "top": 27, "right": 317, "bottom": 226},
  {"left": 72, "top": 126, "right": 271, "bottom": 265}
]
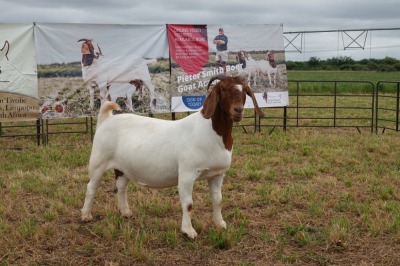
[
  {"left": 257, "top": 51, "right": 278, "bottom": 87},
  {"left": 78, "top": 39, "right": 157, "bottom": 110},
  {"left": 236, "top": 51, "right": 258, "bottom": 86}
]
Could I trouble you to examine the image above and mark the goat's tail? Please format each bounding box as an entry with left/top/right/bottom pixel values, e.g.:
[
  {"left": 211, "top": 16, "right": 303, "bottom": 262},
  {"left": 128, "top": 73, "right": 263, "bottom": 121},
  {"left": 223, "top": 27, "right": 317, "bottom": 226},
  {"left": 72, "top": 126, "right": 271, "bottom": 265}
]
[{"left": 97, "top": 101, "right": 121, "bottom": 127}]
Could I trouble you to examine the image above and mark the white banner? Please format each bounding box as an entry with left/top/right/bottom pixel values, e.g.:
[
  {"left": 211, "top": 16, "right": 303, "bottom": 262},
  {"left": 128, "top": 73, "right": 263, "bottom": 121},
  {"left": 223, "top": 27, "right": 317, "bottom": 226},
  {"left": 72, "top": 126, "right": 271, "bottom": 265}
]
[
  {"left": 34, "top": 23, "right": 170, "bottom": 118},
  {"left": 0, "top": 24, "right": 38, "bottom": 122}
]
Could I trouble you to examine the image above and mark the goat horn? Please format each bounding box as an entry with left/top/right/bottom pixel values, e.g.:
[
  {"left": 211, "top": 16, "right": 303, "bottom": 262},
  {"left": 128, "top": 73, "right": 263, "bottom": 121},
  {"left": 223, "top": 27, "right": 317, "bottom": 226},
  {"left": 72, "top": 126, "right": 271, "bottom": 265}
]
[
  {"left": 245, "top": 85, "right": 265, "bottom": 118},
  {"left": 97, "top": 44, "right": 103, "bottom": 56},
  {"left": 207, "top": 74, "right": 226, "bottom": 92}
]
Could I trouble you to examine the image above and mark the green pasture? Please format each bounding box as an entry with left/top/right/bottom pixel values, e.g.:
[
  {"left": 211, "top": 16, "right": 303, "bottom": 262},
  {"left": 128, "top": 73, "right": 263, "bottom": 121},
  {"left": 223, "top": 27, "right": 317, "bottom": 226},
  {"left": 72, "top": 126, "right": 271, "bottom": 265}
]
[{"left": 1, "top": 70, "right": 400, "bottom": 264}]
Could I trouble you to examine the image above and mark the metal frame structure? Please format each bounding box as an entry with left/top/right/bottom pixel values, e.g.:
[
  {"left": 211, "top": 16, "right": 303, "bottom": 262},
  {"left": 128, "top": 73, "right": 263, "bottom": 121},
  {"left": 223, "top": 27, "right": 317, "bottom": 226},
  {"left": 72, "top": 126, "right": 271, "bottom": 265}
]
[{"left": 283, "top": 27, "right": 400, "bottom": 54}]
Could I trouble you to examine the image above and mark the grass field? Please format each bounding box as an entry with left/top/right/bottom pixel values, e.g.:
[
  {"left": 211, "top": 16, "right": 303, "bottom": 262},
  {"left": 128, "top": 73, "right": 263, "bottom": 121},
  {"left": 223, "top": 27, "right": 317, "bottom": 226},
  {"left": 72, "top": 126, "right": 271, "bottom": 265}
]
[
  {"left": 1, "top": 127, "right": 400, "bottom": 265},
  {"left": 1, "top": 71, "right": 400, "bottom": 265}
]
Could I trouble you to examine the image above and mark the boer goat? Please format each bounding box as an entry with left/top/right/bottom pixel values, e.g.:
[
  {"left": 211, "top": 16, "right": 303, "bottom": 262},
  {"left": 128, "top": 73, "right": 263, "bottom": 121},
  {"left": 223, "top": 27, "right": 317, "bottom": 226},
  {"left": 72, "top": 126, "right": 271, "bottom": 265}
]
[
  {"left": 257, "top": 51, "right": 278, "bottom": 87},
  {"left": 78, "top": 39, "right": 157, "bottom": 110},
  {"left": 236, "top": 51, "right": 258, "bottom": 86},
  {"left": 81, "top": 75, "right": 264, "bottom": 239}
]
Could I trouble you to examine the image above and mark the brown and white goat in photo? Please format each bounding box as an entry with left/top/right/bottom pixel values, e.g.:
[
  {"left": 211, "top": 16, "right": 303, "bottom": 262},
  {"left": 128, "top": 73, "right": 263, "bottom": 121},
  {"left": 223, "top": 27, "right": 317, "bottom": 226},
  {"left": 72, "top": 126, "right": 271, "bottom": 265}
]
[
  {"left": 257, "top": 51, "right": 278, "bottom": 87},
  {"left": 78, "top": 39, "right": 157, "bottom": 110},
  {"left": 81, "top": 75, "right": 264, "bottom": 239}
]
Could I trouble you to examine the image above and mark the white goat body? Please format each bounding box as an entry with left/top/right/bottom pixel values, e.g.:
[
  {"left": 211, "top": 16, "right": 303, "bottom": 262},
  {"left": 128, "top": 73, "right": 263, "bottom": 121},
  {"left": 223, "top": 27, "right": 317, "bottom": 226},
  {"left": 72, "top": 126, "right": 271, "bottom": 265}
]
[
  {"left": 93, "top": 109, "right": 231, "bottom": 188},
  {"left": 81, "top": 75, "right": 264, "bottom": 239}
]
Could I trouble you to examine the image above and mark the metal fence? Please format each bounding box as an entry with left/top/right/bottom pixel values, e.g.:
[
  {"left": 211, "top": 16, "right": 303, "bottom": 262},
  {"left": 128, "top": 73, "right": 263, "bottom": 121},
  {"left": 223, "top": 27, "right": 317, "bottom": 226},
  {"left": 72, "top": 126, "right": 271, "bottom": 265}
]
[
  {"left": 375, "top": 81, "right": 400, "bottom": 133},
  {"left": 259, "top": 80, "right": 376, "bottom": 134},
  {"left": 1, "top": 80, "right": 399, "bottom": 145}
]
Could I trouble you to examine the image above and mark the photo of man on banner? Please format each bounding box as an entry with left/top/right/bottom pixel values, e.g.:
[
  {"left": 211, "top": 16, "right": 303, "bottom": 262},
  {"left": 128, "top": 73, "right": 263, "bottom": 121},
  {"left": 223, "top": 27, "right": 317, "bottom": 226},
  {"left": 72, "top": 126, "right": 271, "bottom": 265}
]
[{"left": 213, "top": 27, "right": 228, "bottom": 74}]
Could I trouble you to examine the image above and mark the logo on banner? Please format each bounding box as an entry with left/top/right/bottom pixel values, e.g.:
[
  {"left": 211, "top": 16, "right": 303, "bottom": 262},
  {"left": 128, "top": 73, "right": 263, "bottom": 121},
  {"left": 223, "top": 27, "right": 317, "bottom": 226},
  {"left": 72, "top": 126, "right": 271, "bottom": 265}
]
[
  {"left": 182, "top": 96, "right": 206, "bottom": 110},
  {"left": 168, "top": 24, "right": 209, "bottom": 75}
]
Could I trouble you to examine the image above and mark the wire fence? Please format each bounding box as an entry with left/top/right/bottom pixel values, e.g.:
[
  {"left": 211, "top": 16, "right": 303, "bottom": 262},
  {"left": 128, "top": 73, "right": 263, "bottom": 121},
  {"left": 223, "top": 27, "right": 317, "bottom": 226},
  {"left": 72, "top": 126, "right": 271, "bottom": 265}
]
[{"left": 1, "top": 80, "right": 399, "bottom": 146}]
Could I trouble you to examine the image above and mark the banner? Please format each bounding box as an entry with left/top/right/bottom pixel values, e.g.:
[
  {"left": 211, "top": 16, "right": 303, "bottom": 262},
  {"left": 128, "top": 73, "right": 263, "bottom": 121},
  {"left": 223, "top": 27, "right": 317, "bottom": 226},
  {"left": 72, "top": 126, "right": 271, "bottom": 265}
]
[
  {"left": 34, "top": 23, "right": 170, "bottom": 119},
  {"left": 168, "top": 24, "right": 289, "bottom": 112},
  {"left": 0, "top": 24, "right": 38, "bottom": 122},
  {"left": 0, "top": 23, "right": 289, "bottom": 121}
]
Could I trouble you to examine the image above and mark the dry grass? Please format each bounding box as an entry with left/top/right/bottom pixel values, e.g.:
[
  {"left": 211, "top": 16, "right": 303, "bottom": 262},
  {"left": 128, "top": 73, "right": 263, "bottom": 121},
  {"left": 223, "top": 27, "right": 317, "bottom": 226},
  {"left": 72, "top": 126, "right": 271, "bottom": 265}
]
[{"left": 1, "top": 125, "right": 400, "bottom": 265}]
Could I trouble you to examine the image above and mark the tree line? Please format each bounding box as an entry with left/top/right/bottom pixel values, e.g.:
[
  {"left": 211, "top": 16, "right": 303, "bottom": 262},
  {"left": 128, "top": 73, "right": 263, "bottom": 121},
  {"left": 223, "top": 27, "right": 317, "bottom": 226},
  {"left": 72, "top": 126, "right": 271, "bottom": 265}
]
[{"left": 286, "top": 56, "right": 400, "bottom": 71}]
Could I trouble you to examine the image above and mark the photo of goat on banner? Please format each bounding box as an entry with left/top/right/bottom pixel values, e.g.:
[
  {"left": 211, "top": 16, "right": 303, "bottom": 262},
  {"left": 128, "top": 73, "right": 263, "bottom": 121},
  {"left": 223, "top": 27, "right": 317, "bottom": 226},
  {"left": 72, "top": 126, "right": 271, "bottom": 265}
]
[
  {"left": 34, "top": 23, "right": 170, "bottom": 118},
  {"left": 168, "top": 24, "right": 289, "bottom": 112}
]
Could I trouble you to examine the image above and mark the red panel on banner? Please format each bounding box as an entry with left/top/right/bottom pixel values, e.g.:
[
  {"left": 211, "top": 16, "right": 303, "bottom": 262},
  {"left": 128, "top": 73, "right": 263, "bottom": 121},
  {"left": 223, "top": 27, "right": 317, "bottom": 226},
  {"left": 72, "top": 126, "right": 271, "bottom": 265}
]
[{"left": 167, "top": 24, "right": 209, "bottom": 75}]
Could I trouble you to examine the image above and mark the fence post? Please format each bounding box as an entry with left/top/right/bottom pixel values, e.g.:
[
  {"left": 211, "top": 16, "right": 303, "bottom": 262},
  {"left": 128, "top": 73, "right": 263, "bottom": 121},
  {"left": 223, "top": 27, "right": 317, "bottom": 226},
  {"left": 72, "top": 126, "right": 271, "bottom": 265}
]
[
  {"left": 375, "top": 82, "right": 380, "bottom": 134},
  {"left": 90, "top": 116, "right": 94, "bottom": 142},
  {"left": 334, "top": 81, "right": 337, "bottom": 128},
  {"left": 396, "top": 82, "right": 400, "bottom": 131},
  {"left": 36, "top": 119, "right": 41, "bottom": 146},
  {"left": 283, "top": 106, "right": 287, "bottom": 131}
]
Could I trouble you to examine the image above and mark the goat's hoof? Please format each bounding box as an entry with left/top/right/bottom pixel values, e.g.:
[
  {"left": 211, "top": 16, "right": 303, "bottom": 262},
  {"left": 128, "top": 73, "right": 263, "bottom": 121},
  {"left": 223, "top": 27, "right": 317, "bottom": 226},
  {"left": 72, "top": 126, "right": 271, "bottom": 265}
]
[
  {"left": 216, "top": 220, "right": 227, "bottom": 229},
  {"left": 182, "top": 228, "right": 198, "bottom": 239},
  {"left": 81, "top": 214, "right": 93, "bottom": 222},
  {"left": 121, "top": 210, "right": 132, "bottom": 218}
]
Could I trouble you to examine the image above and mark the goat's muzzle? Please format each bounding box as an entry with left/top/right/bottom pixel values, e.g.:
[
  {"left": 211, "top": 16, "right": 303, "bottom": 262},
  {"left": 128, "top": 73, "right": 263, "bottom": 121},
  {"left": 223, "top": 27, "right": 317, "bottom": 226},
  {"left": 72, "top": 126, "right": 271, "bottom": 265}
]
[{"left": 231, "top": 105, "right": 244, "bottom": 122}]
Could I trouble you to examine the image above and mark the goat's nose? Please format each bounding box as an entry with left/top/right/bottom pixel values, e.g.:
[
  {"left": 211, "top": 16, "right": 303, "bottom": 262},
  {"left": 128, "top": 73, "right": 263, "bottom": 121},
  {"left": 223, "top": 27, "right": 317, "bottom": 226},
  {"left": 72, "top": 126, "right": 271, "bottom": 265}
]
[{"left": 234, "top": 107, "right": 243, "bottom": 114}]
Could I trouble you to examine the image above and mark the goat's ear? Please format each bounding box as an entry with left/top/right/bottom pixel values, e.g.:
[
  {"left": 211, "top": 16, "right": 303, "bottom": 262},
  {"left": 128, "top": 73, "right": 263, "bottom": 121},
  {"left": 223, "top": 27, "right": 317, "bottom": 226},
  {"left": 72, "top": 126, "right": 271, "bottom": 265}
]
[
  {"left": 201, "top": 87, "right": 219, "bottom": 119},
  {"left": 245, "top": 85, "right": 265, "bottom": 118}
]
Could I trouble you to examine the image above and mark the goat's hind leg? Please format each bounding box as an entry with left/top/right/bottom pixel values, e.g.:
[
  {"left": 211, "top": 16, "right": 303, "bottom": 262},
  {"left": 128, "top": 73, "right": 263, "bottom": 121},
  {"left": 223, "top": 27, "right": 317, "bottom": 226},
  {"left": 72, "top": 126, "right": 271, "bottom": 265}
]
[
  {"left": 88, "top": 83, "right": 96, "bottom": 109},
  {"left": 115, "top": 170, "right": 132, "bottom": 217},
  {"left": 81, "top": 165, "right": 107, "bottom": 222}
]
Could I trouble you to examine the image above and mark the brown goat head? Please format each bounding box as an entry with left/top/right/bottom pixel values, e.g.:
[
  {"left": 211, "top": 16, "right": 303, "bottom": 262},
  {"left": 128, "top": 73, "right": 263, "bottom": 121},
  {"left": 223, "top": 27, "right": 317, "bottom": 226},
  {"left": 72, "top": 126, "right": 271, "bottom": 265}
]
[{"left": 201, "top": 75, "right": 264, "bottom": 121}]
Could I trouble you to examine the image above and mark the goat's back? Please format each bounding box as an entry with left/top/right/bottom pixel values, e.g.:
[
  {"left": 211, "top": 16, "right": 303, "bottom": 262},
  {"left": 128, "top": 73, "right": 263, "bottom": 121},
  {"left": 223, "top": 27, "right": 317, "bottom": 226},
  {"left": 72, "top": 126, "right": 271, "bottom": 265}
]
[{"left": 90, "top": 111, "right": 232, "bottom": 188}]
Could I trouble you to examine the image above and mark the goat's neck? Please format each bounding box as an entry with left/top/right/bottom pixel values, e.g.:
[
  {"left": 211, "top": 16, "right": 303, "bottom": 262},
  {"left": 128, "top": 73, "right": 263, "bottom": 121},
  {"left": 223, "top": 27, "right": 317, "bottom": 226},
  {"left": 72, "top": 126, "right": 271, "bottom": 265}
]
[{"left": 211, "top": 107, "right": 234, "bottom": 151}]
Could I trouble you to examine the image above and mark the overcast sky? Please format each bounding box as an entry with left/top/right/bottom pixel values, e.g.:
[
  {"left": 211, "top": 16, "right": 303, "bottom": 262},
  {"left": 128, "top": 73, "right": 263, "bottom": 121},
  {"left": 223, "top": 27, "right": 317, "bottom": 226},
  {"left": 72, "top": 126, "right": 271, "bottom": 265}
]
[{"left": 1, "top": 0, "right": 399, "bottom": 61}]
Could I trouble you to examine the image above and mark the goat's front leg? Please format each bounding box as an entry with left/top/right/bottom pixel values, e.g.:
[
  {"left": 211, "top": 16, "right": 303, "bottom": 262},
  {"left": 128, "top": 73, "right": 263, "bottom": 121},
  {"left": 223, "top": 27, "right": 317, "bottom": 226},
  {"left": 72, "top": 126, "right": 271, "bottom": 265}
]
[
  {"left": 208, "top": 175, "right": 226, "bottom": 229},
  {"left": 178, "top": 173, "right": 197, "bottom": 239},
  {"left": 125, "top": 96, "right": 134, "bottom": 112},
  {"left": 267, "top": 72, "right": 272, "bottom": 87},
  {"left": 88, "top": 83, "right": 95, "bottom": 109}
]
